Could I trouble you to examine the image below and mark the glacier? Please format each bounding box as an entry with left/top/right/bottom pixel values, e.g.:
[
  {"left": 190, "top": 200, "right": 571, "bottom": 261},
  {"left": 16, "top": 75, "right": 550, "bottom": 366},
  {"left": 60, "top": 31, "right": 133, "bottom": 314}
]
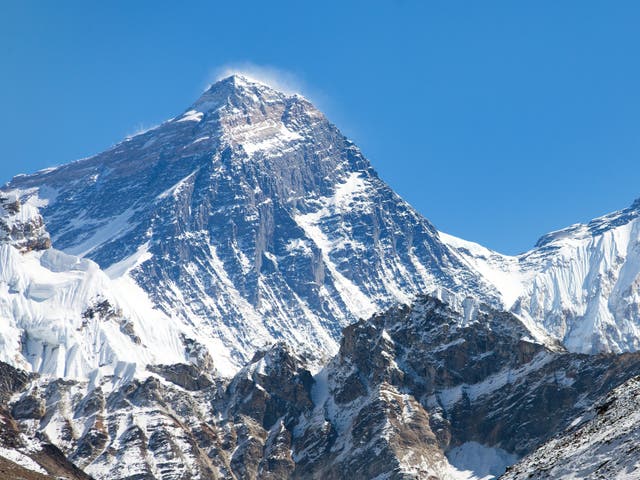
[{"left": 0, "top": 191, "right": 218, "bottom": 380}]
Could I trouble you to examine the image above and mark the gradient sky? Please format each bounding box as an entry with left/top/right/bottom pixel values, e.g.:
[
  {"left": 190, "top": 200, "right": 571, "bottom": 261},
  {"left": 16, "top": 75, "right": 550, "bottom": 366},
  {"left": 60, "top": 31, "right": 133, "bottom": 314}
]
[{"left": 2, "top": 1, "right": 639, "bottom": 254}]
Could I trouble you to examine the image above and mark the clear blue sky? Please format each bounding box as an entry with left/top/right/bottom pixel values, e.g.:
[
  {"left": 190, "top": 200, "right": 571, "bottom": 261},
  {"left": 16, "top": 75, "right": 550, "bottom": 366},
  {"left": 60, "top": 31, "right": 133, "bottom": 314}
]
[{"left": 2, "top": 1, "right": 639, "bottom": 254}]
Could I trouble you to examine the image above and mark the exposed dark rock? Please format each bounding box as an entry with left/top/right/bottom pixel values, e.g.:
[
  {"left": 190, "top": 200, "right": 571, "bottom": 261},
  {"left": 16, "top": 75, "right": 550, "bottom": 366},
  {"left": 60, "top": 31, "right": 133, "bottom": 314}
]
[
  {"left": 12, "top": 393, "right": 45, "bottom": 419},
  {"left": 147, "top": 363, "right": 214, "bottom": 391},
  {"left": 0, "top": 193, "right": 51, "bottom": 252}
]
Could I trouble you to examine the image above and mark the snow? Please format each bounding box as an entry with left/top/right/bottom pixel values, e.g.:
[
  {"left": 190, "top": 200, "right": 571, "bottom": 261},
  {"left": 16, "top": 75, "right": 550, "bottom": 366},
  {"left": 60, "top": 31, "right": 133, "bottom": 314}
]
[
  {"left": 63, "top": 207, "right": 138, "bottom": 257},
  {"left": 176, "top": 110, "right": 204, "bottom": 123},
  {"left": 105, "top": 241, "right": 152, "bottom": 279},
  {"left": 0, "top": 240, "right": 187, "bottom": 381},
  {"left": 440, "top": 202, "right": 640, "bottom": 355},
  {"left": 432, "top": 352, "right": 553, "bottom": 410},
  {"left": 295, "top": 172, "right": 377, "bottom": 320},
  {"left": 311, "top": 367, "right": 329, "bottom": 407},
  {"left": 223, "top": 118, "right": 302, "bottom": 156},
  {"left": 191, "top": 135, "right": 210, "bottom": 144},
  {"left": 438, "top": 231, "right": 530, "bottom": 309},
  {"left": 0, "top": 446, "right": 47, "bottom": 474},
  {"left": 155, "top": 169, "right": 200, "bottom": 201},
  {"left": 446, "top": 442, "right": 518, "bottom": 480}
]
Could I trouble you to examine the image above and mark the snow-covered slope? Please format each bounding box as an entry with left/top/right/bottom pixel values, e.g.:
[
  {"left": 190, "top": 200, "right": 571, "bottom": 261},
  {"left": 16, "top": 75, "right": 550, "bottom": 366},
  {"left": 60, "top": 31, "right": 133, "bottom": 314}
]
[
  {"left": 441, "top": 198, "right": 640, "bottom": 354},
  {"left": 0, "top": 191, "right": 210, "bottom": 380},
  {"left": 7, "top": 74, "right": 498, "bottom": 373}
]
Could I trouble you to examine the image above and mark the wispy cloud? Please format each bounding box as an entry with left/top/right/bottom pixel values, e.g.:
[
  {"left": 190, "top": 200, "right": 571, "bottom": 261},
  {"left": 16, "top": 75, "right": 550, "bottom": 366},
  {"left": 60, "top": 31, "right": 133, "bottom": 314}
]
[{"left": 125, "top": 121, "right": 161, "bottom": 140}]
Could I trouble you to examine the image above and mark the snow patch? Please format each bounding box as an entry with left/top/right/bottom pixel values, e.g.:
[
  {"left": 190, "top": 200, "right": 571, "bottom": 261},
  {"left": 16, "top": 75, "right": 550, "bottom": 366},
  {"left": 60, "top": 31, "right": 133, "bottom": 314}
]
[
  {"left": 176, "top": 110, "right": 204, "bottom": 123},
  {"left": 446, "top": 442, "right": 518, "bottom": 480}
]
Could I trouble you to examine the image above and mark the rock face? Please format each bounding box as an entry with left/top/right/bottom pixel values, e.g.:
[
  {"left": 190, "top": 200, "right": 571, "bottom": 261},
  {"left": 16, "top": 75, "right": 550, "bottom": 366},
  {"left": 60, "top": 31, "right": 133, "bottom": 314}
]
[
  {"left": 5, "top": 295, "right": 640, "bottom": 480},
  {"left": 501, "top": 375, "right": 640, "bottom": 479},
  {"left": 6, "top": 75, "right": 497, "bottom": 373},
  {"left": 0, "top": 362, "right": 93, "bottom": 480},
  {"left": 294, "top": 296, "right": 640, "bottom": 478},
  {"left": 441, "top": 198, "right": 640, "bottom": 355}
]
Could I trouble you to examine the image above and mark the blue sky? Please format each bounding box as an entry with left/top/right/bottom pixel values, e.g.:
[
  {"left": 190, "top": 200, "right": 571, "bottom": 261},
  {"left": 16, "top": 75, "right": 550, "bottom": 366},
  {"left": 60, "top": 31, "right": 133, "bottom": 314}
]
[{"left": 2, "top": 1, "right": 639, "bottom": 254}]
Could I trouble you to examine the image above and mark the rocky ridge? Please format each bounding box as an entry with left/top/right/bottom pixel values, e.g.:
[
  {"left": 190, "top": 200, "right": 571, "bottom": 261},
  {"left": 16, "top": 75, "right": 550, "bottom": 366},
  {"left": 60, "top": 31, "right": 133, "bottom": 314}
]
[
  {"left": 0, "top": 192, "right": 50, "bottom": 252},
  {"left": 3, "top": 295, "right": 640, "bottom": 479},
  {"left": 501, "top": 375, "right": 640, "bottom": 479},
  {"left": 0, "top": 362, "right": 93, "bottom": 479}
]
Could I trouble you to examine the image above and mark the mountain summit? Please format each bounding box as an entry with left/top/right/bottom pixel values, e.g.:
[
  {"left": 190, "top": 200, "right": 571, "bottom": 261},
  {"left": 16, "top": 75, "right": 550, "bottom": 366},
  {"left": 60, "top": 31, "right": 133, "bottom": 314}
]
[{"left": 7, "top": 76, "right": 495, "bottom": 374}]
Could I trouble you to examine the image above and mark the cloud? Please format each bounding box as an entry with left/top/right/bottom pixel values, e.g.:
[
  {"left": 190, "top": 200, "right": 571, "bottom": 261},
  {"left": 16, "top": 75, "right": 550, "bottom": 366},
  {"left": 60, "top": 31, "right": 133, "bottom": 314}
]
[{"left": 207, "top": 63, "right": 308, "bottom": 97}]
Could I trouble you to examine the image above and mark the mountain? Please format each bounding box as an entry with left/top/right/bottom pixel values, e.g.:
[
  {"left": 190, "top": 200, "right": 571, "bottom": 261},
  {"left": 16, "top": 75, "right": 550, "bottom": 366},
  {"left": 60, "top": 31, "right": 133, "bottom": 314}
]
[
  {"left": 441, "top": 198, "right": 640, "bottom": 354},
  {"left": 4, "top": 295, "right": 640, "bottom": 479},
  {"left": 7, "top": 74, "right": 639, "bottom": 370},
  {"left": 3, "top": 73, "right": 640, "bottom": 479},
  {"left": 6, "top": 75, "right": 496, "bottom": 374},
  {"left": 501, "top": 375, "right": 640, "bottom": 479},
  {"left": 295, "top": 296, "right": 640, "bottom": 479}
]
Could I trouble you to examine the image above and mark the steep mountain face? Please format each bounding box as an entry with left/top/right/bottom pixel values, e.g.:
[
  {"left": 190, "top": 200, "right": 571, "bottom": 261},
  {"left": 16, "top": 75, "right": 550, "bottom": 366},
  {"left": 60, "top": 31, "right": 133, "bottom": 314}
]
[
  {"left": 5, "top": 295, "right": 640, "bottom": 480},
  {"left": 502, "top": 375, "right": 640, "bottom": 479},
  {"left": 296, "top": 296, "right": 640, "bottom": 478},
  {"left": 7, "top": 75, "right": 496, "bottom": 373},
  {"left": 441, "top": 198, "right": 640, "bottom": 354}
]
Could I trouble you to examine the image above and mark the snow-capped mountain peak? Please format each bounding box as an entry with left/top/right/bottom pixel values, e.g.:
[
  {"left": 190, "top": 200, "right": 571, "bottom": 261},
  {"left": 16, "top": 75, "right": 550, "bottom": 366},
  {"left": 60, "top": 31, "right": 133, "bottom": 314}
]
[
  {"left": 2, "top": 74, "right": 640, "bottom": 480},
  {"left": 534, "top": 197, "right": 640, "bottom": 249},
  {"left": 5, "top": 74, "right": 640, "bottom": 374},
  {"left": 194, "top": 74, "right": 300, "bottom": 110},
  {"left": 5, "top": 77, "right": 497, "bottom": 375}
]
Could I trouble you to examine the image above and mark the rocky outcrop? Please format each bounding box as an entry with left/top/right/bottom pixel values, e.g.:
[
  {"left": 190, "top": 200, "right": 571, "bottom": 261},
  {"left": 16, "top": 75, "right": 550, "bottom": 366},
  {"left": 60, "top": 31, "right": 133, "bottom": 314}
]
[
  {"left": 0, "top": 192, "right": 50, "bottom": 252},
  {"left": 0, "top": 363, "right": 93, "bottom": 480},
  {"left": 291, "top": 296, "right": 640, "bottom": 478},
  {"left": 502, "top": 375, "right": 640, "bottom": 479}
]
